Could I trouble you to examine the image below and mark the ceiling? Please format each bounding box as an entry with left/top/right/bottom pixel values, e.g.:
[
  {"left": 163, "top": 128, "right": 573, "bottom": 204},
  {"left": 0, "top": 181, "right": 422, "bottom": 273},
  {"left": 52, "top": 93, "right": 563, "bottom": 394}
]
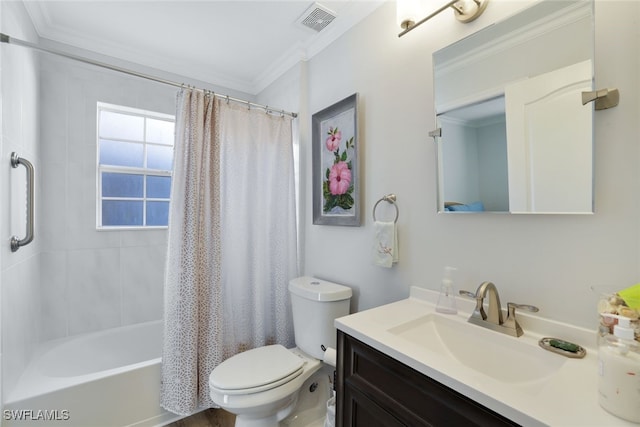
[{"left": 23, "top": 1, "right": 385, "bottom": 95}]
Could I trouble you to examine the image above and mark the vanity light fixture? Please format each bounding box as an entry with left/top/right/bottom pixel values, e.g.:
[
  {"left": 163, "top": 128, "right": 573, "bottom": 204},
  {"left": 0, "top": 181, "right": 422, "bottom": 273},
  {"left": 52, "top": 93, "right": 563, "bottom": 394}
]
[{"left": 397, "top": 0, "right": 489, "bottom": 37}]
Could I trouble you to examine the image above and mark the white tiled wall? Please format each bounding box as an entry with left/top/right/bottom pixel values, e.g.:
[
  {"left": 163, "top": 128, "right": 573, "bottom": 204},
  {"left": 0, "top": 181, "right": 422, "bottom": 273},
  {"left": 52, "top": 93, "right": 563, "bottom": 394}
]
[
  {"left": 0, "top": 44, "right": 176, "bottom": 399},
  {"left": 38, "top": 53, "right": 176, "bottom": 340},
  {"left": 0, "top": 2, "right": 4, "bottom": 410},
  {"left": 1, "top": 0, "right": 41, "bottom": 400},
  {"left": 1, "top": 1, "right": 252, "bottom": 402}
]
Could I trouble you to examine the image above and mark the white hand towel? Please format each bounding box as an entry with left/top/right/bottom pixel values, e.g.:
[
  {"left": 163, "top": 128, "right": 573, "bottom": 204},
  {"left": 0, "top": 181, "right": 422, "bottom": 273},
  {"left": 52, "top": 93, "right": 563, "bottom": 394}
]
[{"left": 373, "top": 221, "right": 398, "bottom": 268}]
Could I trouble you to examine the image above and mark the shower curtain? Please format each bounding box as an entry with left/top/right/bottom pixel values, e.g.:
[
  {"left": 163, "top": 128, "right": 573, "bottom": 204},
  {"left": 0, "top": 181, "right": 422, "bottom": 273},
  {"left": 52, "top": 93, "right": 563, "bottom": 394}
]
[{"left": 161, "top": 89, "right": 298, "bottom": 415}]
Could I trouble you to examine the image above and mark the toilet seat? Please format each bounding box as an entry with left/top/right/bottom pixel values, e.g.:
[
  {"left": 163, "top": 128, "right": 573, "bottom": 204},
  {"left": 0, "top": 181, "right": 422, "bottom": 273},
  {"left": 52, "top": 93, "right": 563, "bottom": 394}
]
[{"left": 209, "top": 345, "right": 305, "bottom": 395}]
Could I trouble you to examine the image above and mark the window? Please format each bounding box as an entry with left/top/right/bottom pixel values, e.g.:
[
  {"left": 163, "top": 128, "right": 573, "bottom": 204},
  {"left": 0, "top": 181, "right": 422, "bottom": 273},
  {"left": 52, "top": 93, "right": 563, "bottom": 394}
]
[{"left": 97, "top": 103, "right": 175, "bottom": 229}]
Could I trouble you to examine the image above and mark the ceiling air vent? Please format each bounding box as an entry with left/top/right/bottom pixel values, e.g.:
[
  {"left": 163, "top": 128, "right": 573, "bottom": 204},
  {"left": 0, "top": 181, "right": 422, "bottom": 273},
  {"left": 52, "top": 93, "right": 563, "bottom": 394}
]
[{"left": 298, "top": 3, "right": 337, "bottom": 32}]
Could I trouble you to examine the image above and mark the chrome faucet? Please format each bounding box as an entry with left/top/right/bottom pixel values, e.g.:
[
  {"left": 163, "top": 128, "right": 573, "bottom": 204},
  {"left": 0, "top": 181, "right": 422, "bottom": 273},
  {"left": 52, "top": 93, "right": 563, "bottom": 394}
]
[{"left": 460, "top": 282, "right": 539, "bottom": 337}]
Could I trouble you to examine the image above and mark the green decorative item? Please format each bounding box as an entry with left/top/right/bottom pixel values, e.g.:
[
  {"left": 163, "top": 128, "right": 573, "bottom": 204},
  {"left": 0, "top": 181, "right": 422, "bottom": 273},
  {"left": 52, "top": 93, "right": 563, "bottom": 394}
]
[{"left": 619, "top": 283, "right": 640, "bottom": 309}]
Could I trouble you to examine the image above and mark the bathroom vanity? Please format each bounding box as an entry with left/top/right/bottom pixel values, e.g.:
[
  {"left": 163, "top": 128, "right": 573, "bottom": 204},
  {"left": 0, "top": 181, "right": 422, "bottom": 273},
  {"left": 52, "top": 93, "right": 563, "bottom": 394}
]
[
  {"left": 334, "top": 287, "right": 637, "bottom": 427},
  {"left": 337, "top": 331, "right": 517, "bottom": 426}
]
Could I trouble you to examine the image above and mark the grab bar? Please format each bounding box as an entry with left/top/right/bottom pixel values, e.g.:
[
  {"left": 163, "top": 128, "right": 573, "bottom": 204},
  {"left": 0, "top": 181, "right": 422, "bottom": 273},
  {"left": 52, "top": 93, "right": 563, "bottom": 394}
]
[{"left": 10, "top": 152, "right": 34, "bottom": 252}]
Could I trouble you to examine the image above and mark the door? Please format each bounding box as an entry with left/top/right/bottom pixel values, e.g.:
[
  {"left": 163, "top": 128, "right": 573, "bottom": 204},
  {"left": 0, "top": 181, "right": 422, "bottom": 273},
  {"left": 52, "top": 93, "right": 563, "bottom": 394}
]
[{"left": 505, "top": 60, "right": 593, "bottom": 213}]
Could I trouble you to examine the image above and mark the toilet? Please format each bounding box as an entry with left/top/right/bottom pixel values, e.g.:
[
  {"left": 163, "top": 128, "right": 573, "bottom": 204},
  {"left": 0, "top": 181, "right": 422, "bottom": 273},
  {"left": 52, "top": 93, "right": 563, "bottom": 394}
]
[{"left": 209, "top": 276, "right": 352, "bottom": 427}]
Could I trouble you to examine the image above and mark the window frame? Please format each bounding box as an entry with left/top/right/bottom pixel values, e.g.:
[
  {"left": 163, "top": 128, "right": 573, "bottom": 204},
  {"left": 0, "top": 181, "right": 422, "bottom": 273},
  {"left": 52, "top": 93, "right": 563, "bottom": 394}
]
[{"left": 96, "top": 102, "right": 175, "bottom": 230}]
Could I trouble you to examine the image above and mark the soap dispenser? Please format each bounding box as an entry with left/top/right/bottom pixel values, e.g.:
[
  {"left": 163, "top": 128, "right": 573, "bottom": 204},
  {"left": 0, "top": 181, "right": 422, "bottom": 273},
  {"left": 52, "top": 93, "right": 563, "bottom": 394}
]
[
  {"left": 436, "top": 266, "right": 458, "bottom": 314},
  {"left": 598, "top": 314, "right": 640, "bottom": 423}
]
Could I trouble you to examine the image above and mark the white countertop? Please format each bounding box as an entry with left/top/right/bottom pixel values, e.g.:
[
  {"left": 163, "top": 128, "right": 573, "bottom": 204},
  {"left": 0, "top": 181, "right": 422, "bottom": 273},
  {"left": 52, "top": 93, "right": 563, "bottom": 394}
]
[{"left": 335, "top": 286, "right": 637, "bottom": 427}]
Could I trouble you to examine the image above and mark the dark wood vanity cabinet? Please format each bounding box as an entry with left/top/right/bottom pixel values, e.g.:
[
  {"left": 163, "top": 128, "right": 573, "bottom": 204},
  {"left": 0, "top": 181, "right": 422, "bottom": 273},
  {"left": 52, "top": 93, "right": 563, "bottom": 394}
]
[{"left": 336, "top": 331, "right": 520, "bottom": 427}]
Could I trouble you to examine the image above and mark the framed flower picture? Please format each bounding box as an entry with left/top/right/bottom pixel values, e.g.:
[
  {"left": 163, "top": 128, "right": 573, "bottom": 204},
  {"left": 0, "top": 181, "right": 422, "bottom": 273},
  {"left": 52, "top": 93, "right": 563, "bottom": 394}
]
[{"left": 312, "top": 93, "right": 360, "bottom": 226}]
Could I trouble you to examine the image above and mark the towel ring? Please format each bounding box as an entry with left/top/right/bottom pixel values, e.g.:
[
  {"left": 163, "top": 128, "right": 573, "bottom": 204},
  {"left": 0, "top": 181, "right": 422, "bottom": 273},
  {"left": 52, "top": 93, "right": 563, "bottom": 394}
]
[{"left": 373, "top": 194, "right": 399, "bottom": 223}]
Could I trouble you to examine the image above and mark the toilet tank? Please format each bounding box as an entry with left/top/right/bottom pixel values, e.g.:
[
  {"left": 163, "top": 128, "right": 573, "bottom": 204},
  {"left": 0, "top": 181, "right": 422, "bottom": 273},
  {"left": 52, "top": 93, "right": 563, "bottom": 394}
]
[{"left": 289, "top": 276, "right": 352, "bottom": 360}]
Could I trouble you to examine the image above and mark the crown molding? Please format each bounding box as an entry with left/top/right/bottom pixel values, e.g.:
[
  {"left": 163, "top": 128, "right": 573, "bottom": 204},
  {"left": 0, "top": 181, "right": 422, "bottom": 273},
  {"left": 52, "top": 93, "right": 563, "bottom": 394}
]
[
  {"left": 23, "top": 0, "right": 385, "bottom": 96},
  {"left": 250, "top": 0, "right": 385, "bottom": 94}
]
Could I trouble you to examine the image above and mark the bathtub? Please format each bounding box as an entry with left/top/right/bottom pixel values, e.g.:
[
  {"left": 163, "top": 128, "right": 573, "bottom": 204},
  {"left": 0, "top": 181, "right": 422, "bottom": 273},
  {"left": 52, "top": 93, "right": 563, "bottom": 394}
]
[{"left": 4, "top": 321, "right": 182, "bottom": 427}]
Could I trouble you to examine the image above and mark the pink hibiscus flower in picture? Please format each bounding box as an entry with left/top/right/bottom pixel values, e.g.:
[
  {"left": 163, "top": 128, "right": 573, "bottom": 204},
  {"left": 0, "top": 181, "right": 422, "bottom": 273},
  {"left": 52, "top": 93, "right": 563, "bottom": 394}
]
[
  {"left": 329, "top": 161, "right": 352, "bottom": 195},
  {"left": 322, "top": 127, "right": 355, "bottom": 213},
  {"left": 326, "top": 127, "right": 341, "bottom": 152}
]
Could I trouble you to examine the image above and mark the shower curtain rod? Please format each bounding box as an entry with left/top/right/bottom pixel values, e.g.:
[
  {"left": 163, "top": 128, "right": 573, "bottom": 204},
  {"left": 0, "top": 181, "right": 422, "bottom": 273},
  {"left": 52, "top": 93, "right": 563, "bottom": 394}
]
[{"left": 0, "top": 33, "right": 298, "bottom": 118}]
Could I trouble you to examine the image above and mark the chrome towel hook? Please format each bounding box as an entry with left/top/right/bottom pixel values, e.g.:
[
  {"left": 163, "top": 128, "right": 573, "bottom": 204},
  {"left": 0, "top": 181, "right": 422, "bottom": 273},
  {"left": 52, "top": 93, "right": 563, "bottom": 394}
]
[
  {"left": 373, "top": 194, "right": 399, "bottom": 223},
  {"left": 10, "top": 152, "right": 34, "bottom": 252}
]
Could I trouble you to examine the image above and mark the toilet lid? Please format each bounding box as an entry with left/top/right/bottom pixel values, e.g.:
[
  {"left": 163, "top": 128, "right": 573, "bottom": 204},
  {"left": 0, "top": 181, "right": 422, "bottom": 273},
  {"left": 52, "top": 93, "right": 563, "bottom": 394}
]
[{"left": 209, "top": 345, "right": 304, "bottom": 395}]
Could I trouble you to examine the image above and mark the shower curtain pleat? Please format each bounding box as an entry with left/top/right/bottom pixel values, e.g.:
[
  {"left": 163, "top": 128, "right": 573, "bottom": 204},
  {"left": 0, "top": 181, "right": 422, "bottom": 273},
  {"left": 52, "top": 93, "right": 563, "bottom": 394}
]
[
  {"left": 161, "top": 89, "right": 297, "bottom": 415},
  {"left": 161, "top": 89, "right": 223, "bottom": 414}
]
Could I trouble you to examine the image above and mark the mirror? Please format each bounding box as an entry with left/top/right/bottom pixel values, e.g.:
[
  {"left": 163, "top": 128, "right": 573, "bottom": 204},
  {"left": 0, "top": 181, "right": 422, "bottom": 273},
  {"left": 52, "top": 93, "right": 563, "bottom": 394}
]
[{"left": 433, "top": 0, "right": 594, "bottom": 214}]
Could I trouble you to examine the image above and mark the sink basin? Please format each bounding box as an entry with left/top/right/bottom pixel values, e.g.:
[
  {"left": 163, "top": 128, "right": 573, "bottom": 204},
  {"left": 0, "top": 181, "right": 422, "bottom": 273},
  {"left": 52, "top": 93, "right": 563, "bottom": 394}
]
[{"left": 388, "top": 313, "right": 566, "bottom": 384}]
